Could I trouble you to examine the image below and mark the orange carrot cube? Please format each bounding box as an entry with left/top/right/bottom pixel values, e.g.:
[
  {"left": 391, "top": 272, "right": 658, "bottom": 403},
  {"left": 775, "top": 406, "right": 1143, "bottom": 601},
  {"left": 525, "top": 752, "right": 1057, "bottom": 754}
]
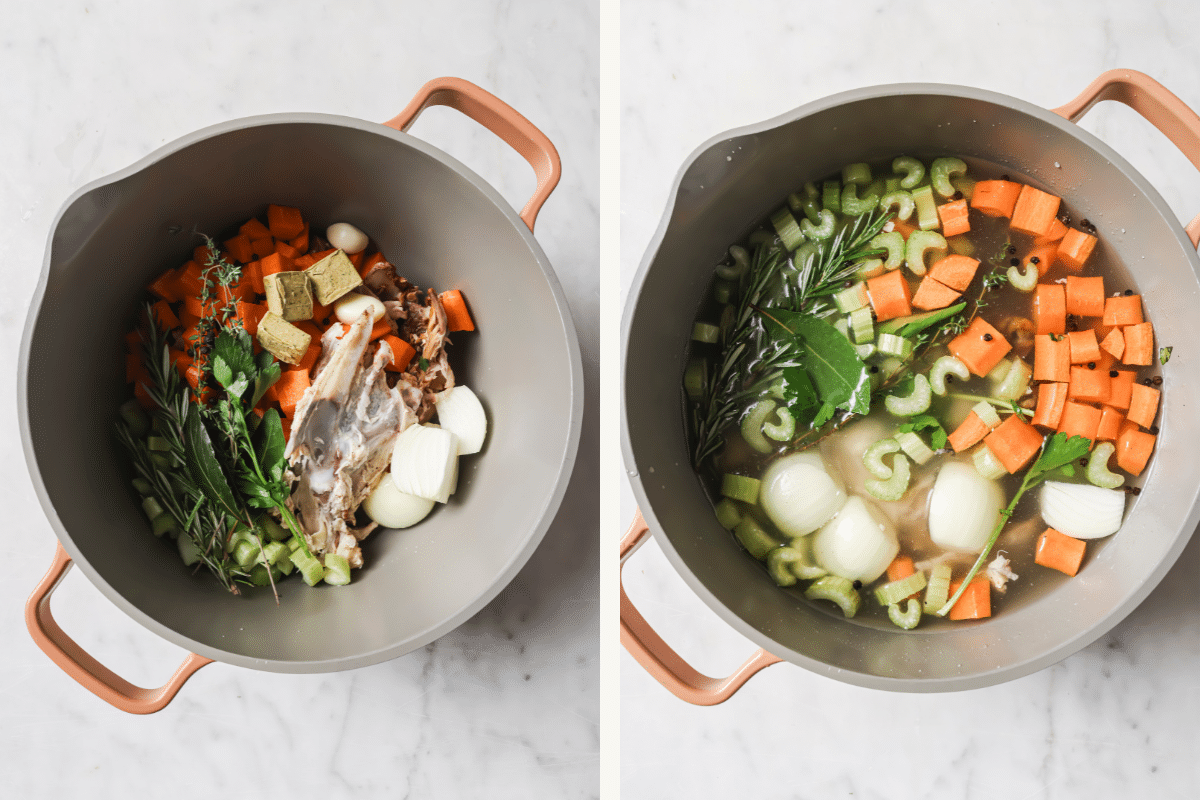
[
  {"left": 937, "top": 199, "right": 971, "bottom": 237},
  {"left": 1107, "top": 370, "right": 1136, "bottom": 411},
  {"left": 1102, "top": 295, "right": 1143, "bottom": 327},
  {"left": 1056, "top": 228, "right": 1097, "bottom": 272},
  {"left": 947, "top": 577, "right": 992, "bottom": 620},
  {"left": 1099, "top": 327, "right": 1125, "bottom": 360},
  {"left": 1057, "top": 400, "right": 1101, "bottom": 443},
  {"left": 971, "top": 180, "right": 1021, "bottom": 218},
  {"left": 1096, "top": 406, "right": 1125, "bottom": 442},
  {"left": 1116, "top": 427, "right": 1156, "bottom": 476},
  {"left": 1035, "top": 528, "right": 1086, "bottom": 576},
  {"left": 948, "top": 316, "right": 1012, "bottom": 376},
  {"left": 1032, "top": 334, "right": 1071, "bottom": 382},
  {"left": 1031, "top": 382, "right": 1069, "bottom": 429},
  {"left": 1068, "top": 365, "right": 1110, "bottom": 404},
  {"left": 1126, "top": 383, "right": 1160, "bottom": 429},
  {"left": 1010, "top": 185, "right": 1061, "bottom": 237},
  {"left": 1066, "top": 329, "right": 1101, "bottom": 364},
  {"left": 1121, "top": 322, "right": 1154, "bottom": 366},
  {"left": 911, "top": 277, "right": 962, "bottom": 311},
  {"left": 1033, "top": 284, "right": 1066, "bottom": 335},
  {"left": 984, "top": 414, "right": 1045, "bottom": 473},
  {"left": 866, "top": 270, "right": 914, "bottom": 322},
  {"left": 926, "top": 254, "right": 980, "bottom": 292},
  {"left": 1064, "top": 276, "right": 1105, "bottom": 317}
]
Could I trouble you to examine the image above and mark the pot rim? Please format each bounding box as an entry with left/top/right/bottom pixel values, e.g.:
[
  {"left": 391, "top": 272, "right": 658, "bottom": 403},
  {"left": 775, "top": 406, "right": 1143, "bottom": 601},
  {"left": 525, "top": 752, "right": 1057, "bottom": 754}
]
[
  {"left": 21, "top": 111, "right": 585, "bottom": 673},
  {"left": 621, "top": 80, "right": 1200, "bottom": 691}
]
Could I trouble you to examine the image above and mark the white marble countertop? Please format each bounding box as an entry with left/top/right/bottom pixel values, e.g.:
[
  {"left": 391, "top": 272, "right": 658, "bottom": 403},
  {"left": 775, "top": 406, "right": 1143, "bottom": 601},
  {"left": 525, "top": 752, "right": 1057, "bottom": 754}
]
[
  {"left": 621, "top": 2, "right": 1200, "bottom": 798},
  {"left": 1, "top": 2, "right": 598, "bottom": 798}
]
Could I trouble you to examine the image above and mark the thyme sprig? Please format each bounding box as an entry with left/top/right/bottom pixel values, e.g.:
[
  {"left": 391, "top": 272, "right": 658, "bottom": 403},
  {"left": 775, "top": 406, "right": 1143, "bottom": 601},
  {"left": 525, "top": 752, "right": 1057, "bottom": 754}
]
[{"left": 187, "top": 234, "right": 245, "bottom": 385}]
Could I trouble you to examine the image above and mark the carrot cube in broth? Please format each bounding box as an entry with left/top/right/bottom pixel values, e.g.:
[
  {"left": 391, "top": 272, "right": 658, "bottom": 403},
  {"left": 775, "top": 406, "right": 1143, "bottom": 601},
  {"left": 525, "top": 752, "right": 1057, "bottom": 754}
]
[
  {"left": 866, "top": 270, "right": 913, "bottom": 322},
  {"left": 948, "top": 411, "right": 991, "bottom": 454},
  {"left": 937, "top": 199, "right": 971, "bottom": 237},
  {"left": 984, "top": 414, "right": 1044, "bottom": 473},
  {"left": 1068, "top": 365, "right": 1110, "bottom": 404},
  {"left": 1116, "top": 427, "right": 1156, "bottom": 476},
  {"left": 948, "top": 316, "right": 1012, "bottom": 376},
  {"left": 1031, "top": 382, "right": 1069, "bottom": 429},
  {"left": 240, "top": 217, "right": 272, "bottom": 240},
  {"left": 250, "top": 237, "right": 276, "bottom": 258},
  {"left": 1107, "top": 370, "right": 1135, "bottom": 411},
  {"left": 1057, "top": 228, "right": 1097, "bottom": 272},
  {"left": 1126, "top": 383, "right": 1160, "bottom": 429},
  {"left": 1057, "top": 400, "right": 1101, "bottom": 443},
  {"left": 1033, "top": 284, "right": 1066, "bottom": 335},
  {"left": 1032, "top": 334, "right": 1071, "bottom": 382},
  {"left": 926, "top": 254, "right": 980, "bottom": 292},
  {"left": 267, "top": 204, "right": 306, "bottom": 240},
  {"left": 1096, "top": 405, "right": 1125, "bottom": 442},
  {"left": 1035, "top": 528, "right": 1087, "bottom": 576},
  {"left": 1102, "top": 295, "right": 1143, "bottom": 326},
  {"left": 1033, "top": 217, "right": 1068, "bottom": 245},
  {"left": 1010, "top": 185, "right": 1061, "bottom": 237},
  {"left": 1066, "top": 329, "right": 1101, "bottom": 364},
  {"left": 1099, "top": 327, "right": 1125, "bottom": 360},
  {"left": 1064, "top": 276, "right": 1105, "bottom": 317},
  {"left": 947, "top": 577, "right": 992, "bottom": 620},
  {"left": 911, "top": 276, "right": 961, "bottom": 311},
  {"left": 1121, "top": 322, "right": 1155, "bottom": 365},
  {"left": 1024, "top": 243, "right": 1059, "bottom": 277},
  {"left": 971, "top": 180, "right": 1022, "bottom": 218}
]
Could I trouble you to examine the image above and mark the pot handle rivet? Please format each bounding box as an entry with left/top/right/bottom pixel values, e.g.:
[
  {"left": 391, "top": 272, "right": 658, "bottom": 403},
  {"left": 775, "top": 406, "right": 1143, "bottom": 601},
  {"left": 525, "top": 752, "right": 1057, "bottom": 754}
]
[
  {"left": 620, "top": 509, "right": 782, "bottom": 705},
  {"left": 1054, "top": 69, "right": 1200, "bottom": 250},
  {"left": 383, "top": 77, "right": 562, "bottom": 233},
  {"left": 25, "top": 543, "right": 212, "bottom": 714}
]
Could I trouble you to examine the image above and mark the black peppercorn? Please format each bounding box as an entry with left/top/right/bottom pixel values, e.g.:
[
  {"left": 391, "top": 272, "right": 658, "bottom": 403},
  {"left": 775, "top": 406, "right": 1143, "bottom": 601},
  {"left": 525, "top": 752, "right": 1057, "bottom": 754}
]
[
  {"left": 1001, "top": 174, "right": 1011, "bottom": 181},
  {"left": 1087, "top": 362, "right": 1096, "bottom": 370},
  {"left": 1030, "top": 256, "right": 1040, "bottom": 264},
  {"left": 1152, "top": 376, "right": 1163, "bottom": 386},
  {"left": 1142, "top": 377, "right": 1154, "bottom": 386},
  {"left": 1009, "top": 257, "right": 1019, "bottom": 266},
  {"left": 1007, "top": 245, "right": 1017, "bottom": 255},
  {"left": 1109, "top": 370, "right": 1119, "bottom": 378},
  {"left": 1067, "top": 318, "right": 1078, "bottom": 331},
  {"left": 1132, "top": 487, "right": 1142, "bottom": 496},
  {"left": 852, "top": 580, "right": 863, "bottom": 589},
  {"left": 1079, "top": 459, "right": 1087, "bottom": 467},
  {"left": 983, "top": 333, "right": 993, "bottom": 341},
  {"left": 870, "top": 365, "right": 879, "bottom": 374},
  {"left": 1124, "top": 289, "right": 1133, "bottom": 296},
  {"left": 945, "top": 374, "right": 955, "bottom": 384},
  {"left": 1149, "top": 425, "right": 1160, "bottom": 435}
]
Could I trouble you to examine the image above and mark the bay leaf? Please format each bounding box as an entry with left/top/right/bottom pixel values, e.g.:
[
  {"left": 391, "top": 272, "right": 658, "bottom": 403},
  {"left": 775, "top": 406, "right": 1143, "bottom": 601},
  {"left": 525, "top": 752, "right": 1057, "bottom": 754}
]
[{"left": 762, "top": 310, "right": 871, "bottom": 415}]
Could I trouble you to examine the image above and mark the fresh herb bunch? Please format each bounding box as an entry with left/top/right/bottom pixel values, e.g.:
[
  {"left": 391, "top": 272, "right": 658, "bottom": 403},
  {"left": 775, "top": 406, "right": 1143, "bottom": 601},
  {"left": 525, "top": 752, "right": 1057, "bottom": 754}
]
[
  {"left": 689, "top": 209, "right": 891, "bottom": 469},
  {"left": 188, "top": 235, "right": 245, "bottom": 386}
]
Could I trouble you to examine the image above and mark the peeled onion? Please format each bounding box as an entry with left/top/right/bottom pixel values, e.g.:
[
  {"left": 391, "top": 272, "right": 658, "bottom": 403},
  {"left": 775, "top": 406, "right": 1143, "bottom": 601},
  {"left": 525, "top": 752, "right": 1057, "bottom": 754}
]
[
  {"left": 390, "top": 424, "right": 459, "bottom": 503},
  {"left": 928, "top": 461, "right": 1005, "bottom": 552},
  {"left": 435, "top": 385, "right": 487, "bottom": 455},
  {"left": 759, "top": 451, "right": 847, "bottom": 538},
  {"left": 811, "top": 495, "right": 899, "bottom": 583},
  {"left": 1040, "top": 481, "right": 1125, "bottom": 539},
  {"left": 363, "top": 474, "right": 435, "bottom": 528},
  {"left": 325, "top": 222, "right": 369, "bottom": 254}
]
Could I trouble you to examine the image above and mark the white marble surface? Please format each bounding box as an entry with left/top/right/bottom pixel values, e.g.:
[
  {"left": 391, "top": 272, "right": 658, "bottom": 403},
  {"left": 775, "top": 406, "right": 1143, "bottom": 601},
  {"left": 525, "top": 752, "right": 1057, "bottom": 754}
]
[
  {"left": 1, "top": 2, "right": 598, "bottom": 798},
  {"left": 621, "top": 2, "right": 1200, "bottom": 798}
]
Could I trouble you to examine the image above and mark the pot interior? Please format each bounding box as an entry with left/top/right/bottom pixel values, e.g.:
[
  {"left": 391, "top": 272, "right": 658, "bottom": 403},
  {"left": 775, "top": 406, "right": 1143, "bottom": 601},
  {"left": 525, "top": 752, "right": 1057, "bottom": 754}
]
[
  {"left": 623, "top": 86, "right": 1200, "bottom": 690},
  {"left": 25, "top": 118, "right": 580, "bottom": 672}
]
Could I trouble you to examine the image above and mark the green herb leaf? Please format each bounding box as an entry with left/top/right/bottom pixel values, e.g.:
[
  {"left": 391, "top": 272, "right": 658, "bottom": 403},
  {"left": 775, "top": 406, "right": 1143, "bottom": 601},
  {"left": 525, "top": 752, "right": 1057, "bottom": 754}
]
[
  {"left": 885, "top": 302, "right": 967, "bottom": 339},
  {"left": 897, "top": 414, "right": 948, "bottom": 450},
  {"left": 211, "top": 354, "right": 234, "bottom": 390},
  {"left": 254, "top": 408, "right": 288, "bottom": 484},
  {"left": 812, "top": 402, "right": 836, "bottom": 428},
  {"left": 419, "top": 356, "right": 430, "bottom": 371},
  {"left": 762, "top": 310, "right": 871, "bottom": 414},
  {"left": 1160, "top": 346, "right": 1172, "bottom": 365},
  {"left": 183, "top": 404, "right": 241, "bottom": 518},
  {"left": 778, "top": 366, "right": 820, "bottom": 417},
  {"left": 1027, "top": 432, "right": 1091, "bottom": 484}
]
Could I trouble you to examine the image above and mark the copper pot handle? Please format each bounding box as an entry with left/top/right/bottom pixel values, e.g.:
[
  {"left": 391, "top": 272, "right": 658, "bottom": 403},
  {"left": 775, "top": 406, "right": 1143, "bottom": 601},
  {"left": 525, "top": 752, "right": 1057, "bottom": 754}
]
[
  {"left": 1053, "top": 69, "right": 1200, "bottom": 249},
  {"left": 620, "top": 509, "right": 781, "bottom": 705},
  {"left": 383, "top": 77, "right": 561, "bottom": 233},
  {"left": 25, "top": 543, "right": 213, "bottom": 714}
]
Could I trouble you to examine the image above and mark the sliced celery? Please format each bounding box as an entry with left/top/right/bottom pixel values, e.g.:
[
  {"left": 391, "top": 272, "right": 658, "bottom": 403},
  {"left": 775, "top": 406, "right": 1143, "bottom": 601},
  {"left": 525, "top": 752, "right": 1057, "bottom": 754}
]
[
  {"left": 260, "top": 516, "right": 289, "bottom": 542},
  {"left": 854, "top": 258, "right": 886, "bottom": 280},
  {"left": 261, "top": 541, "right": 289, "bottom": 565},
  {"left": 771, "top": 208, "right": 806, "bottom": 252},
  {"left": 841, "top": 183, "right": 881, "bottom": 216},
  {"left": 888, "top": 599, "right": 923, "bottom": 630},
  {"left": 715, "top": 245, "right": 750, "bottom": 281},
  {"left": 119, "top": 399, "right": 151, "bottom": 438},
  {"left": 848, "top": 307, "right": 874, "bottom": 345},
  {"left": 972, "top": 400, "right": 1002, "bottom": 430},
  {"left": 947, "top": 235, "right": 976, "bottom": 257},
  {"left": 789, "top": 192, "right": 822, "bottom": 225},
  {"left": 131, "top": 478, "right": 153, "bottom": 496},
  {"left": 1007, "top": 262, "right": 1038, "bottom": 292},
  {"left": 863, "top": 438, "right": 902, "bottom": 480},
  {"left": 950, "top": 175, "right": 976, "bottom": 200},
  {"left": 994, "top": 357, "right": 1032, "bottom": 401},
  {"left": 973, "top": 443, "right": 1008, "bottom": 480},
  {"left": 323, "top": 554, "right": 351, "bottom": 586},
  {"left": 833, "top": 282, "right": 869, "bottom": 314},
  {"left": 879, "top": 190, "right": 915, "bottom": 222},
  {"left": 721, "top": 473, "right": 761, "bottom": 504},
  {"left": 766, "top": 546, "right": 801, "bottom": 587},
  {"left": 923, "top": 564, "right": 952, "bottom": 613},
  {"left": 762, "top": 406, "right": 795, "bottom": 442},
  {"left": 842, "top": 162, "right": 872, "bottom": 185},
  {"left": 804, "top": 575, "right": 861, "bottom": 618},
  {"left": 787, "top": 536, "right": 829, "bottom": 580},
  {"left": 141, "top": 497, "right": 165, "bottom": 522},
  {"left": 249, "top": 565, "right": 274, "bottom": 587},
  {"left": 1086, "top": 442, "right": 1125, "bottom": 489},
  {"left": 884, "top": 176, "right": 902, "bottom": 193},
  {"left": 232, "top": 539, "right": 260, "bottom": 569},
  {"left": 895, "top": 431, "right": 935, "bottom": 465},
  {"left": 905, "top": 230, "right": 947, "bottom": 276},
  {"left": 734, "top": 516, "right": 779, "bottom": 560},
  {"left": 871, "top": 231, "right": 905, "bottom": 271},
  {"left": 874, "top": 570, "right": 928, "bottom": 606},
  {"left": 691, "top": 322, "right": 720, "bottom": 344},
  {"left": 803, "top": 181, "right": 820, "bottom": 199},
  {"left": 892, "top": 156, "right": 925, "bottom": 189},
  {"left": 741, "top": 399, "right": 776, "bottom": 454},
  {"left": 294, "top": 552, "right": 325, "bottom": 587},
  {"left": 151, "top": 514, "right": 178, "bottom": 539},
  {"left": 885, "top": 374, "right": 931, "bottom": 417},
  {"left": 800, "top": 209, "right": 836, "bottom": 241},
  {"left": 911, "top": 185, "right": 939, "bottom": 230},
  {"left": 714, "top": 498, "right": 743, "bottom": 531},
  {"left": 177, "top": 535, "right": 202, "bottom": 567},
  {"left": 865, "top": 451, "right": 911, "bottom": 501},
  {"left": 712, "top": 279, "right": 734, "bottom": 304},
  {"left": 929, "top": 355, "right": 969, "bottom": 395},
  {"left": 877, "top": 333, "right": 915, "bottom": 360},
  {"left": 822, "top": 180, "right": 841, "bottom": 214},
  {"left": 683, "top": 358, "right": 707, "bottom": 401},
  {"left": 930, "top": 157, "right": 968, "bottom": 198}
]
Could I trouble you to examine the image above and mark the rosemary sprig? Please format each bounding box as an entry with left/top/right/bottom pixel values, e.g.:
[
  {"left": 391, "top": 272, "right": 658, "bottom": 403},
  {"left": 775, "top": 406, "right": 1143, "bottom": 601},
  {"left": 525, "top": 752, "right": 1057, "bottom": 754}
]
[{"left": 790, "top": 209, "right": 891, "bottom": 311}]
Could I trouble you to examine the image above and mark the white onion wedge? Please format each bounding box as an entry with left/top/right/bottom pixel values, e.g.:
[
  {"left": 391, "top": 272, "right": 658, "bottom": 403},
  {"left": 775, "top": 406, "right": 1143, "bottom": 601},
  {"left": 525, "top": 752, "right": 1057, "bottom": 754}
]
[
  {"left": 1040, "top": 481, "right": 1125, "bottom": 539},
  {"left": 811, "top": 495, "right": 899, "bottom": 583},
  {"left": 363, "top": 474, "right": 435, "bottom": 528},
  {"left": 928, "top": 461, "right": 1005, "bottom": 552},
  {"left": 759, "top": 451, "right": 846, "bottom": 538},
  {"left": 435, "top": 385, "right": 487, "bottom": 455},
  {"left": 390, "top": 424, "right": 459, "bottom": 503}
]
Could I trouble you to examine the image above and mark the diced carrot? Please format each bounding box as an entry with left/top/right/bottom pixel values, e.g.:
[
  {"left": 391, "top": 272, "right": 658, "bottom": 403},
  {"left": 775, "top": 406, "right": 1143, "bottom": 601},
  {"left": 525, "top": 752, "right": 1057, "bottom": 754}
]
[
  {"left": 1057, "top": 400, "right": 1101, "bottom": 442},
  {"left": 1066, "top": 329, "right": 1100, "bottom": 364},
  {"left": 911, "top": 276, "right": 961, "bottom": 311},
  {"left": 168, "top": 348, "right": 192, "bottom": 376},
  {"left": 948, "top": 411, "right": 991, "bottom": 454},
  {"left": 193, "top": 243, "right": 218, "bottom": 266},
  {"left": 360, "top": 252, "right": 388, "bottom": 279},
  {"left": 148, "top": 268, "right": 182, "bottom": 303},
  {"left": 1010, "top": 185, "right": 1061, "bottom": 237},
  {"left": 937, "top": 199, "right": 970, "bottom": 237},
  {"left": 348, "top": 250, "right": 364, "bottom": 270},
  {"left": 1035, "top": 528, "right": 1086, "bottom": 576},
  {"left": 125, "top": 352, "right": 147, "bottom": 384},
  {"left": 1096, "top": 406, "right": 1125, "bottom": 442},
  {"left": 295, "top": 321, "right": 323, "bottom": 343},
  {"left": 891, "top": 217, "right": 918, "bottom": 241},
  {"left": 311, "top": 300, "right": 333, "bottom": 324},
  {"left": 310, "top": 248, "right": 337, "bottom": 262},
  {"left": 1056, "top": 228, "right": 1097, "bottom": 272},
  {"left": 971, "top": 180, "right": 1022, "bottom": 218},
  {"left": 1093, "top": 349, "right": 1118, "bottom": 373},
  {"left": 294, "top": 340, "right": 321, "bottom": 373},
  {"left": 289, "top": 223, "right": 309, "bottom": 252},
  {"left": 1033, "top": 284, "right": 1066, "bottom": 335},
  {"left": 173, "top": 261, "right": 205, "bottom": 298},
  {"left": 947, "top": 577, "right": 991, "bottom": 620},
  {"left": 1099, "top": 327, "right": 1125, "bottom": 360},
  {"left": 182, "top": 294, "right": 215, "bottom": 320},
  {"left": 259, "top": 252, "right": 292, "bottom": 279},
  {"left": 1032, "top": 334, "right": 1071, "bottom": 382},
  {"left": 1068, "top": 366, "right": 1110, "bottom": 405},
  {"left": 369, "top": 318, "right": 393, "bottom": 341},
  {"left": 948, "top": 316, "right": 1012, "bottom": 376},
  {"left": 236, "top": 301, "right": 268, "bottom": 336},
  {"left": 244, "top": 260, "right": 265, "bottom": 295},
  {"left": 274, "top": 369, "right": 312, "bottom": 416},
  {"left": 1107, "top": 370, "right": 1135, "bottom": 411},
  {"left": 867, "top": 270, "right": 913, "bottom": 322},
  {"left": 926, "top": 254, "right": 980, "bottom": 292},
  {"left": 250, "top": 237, "right": 276, "bottom": 258},
  {"left": 150, "top": 299, "right": 180, "bottom": 331},
  {"left": 1101, "top": 295, "right": 1143, "bottom": 327},
  {"left": 275, "top": 241, "right": 301, "bottom": 259},
  {"left": 1031, "top": 382, "right": 1069, "bottom": 429},
  {"left": 1033, "top": 216, "right": 1069, "bottom": 245},
  {"left": 293, "top": 253, "right": 318, "bottom": 269},
  {"left": 1121, "top": 322, "right": 1154, "bottom": 366},
  {"left": 1064, "top": 276, "right": 1105, "bottom": 317},
  {"left": 223, "top": 234, "right": 254, "bottom": 264},
  {"left": 984, "top": 414, "right": 1045, "bottom": 473},
  {"left": 1126, "top": 383, "right": 1160, "bottom": 429},
  {"left": 267, "top": 204, "right": 306, "bottom": 240},
  {"left": 886, "top": 554, "right": 917, "bottom": 583},
  {"left": 1024, "top": 243, "right": 1059, "bottom": 278},
  {"left": 124, "top": 329, "right": 143, "bottom": 353},
  {"left": 1116, "top": 427, "right": 1156, "bottom": 476},
  {"left": 240, "top": 217, "right": 272, "bottom": 240},
  {"left": 381, "top": 335, "right": 416, "bottom": 372}
]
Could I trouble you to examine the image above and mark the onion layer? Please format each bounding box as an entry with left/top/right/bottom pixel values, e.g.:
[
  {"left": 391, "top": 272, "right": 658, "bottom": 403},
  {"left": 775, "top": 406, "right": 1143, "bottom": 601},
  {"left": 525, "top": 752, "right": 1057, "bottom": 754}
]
[
  {"left": 927, "top": 461, "right": 1005, "bottom": 552},
  {"left": 1040, "top": 481, "right": 1125, "bottom": 539},
  {"left": 811, "top": 495, "right": 899, "bottom": 583},
  {"left": 759, "top": 451, "right": 847, "bottom": 538}
]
